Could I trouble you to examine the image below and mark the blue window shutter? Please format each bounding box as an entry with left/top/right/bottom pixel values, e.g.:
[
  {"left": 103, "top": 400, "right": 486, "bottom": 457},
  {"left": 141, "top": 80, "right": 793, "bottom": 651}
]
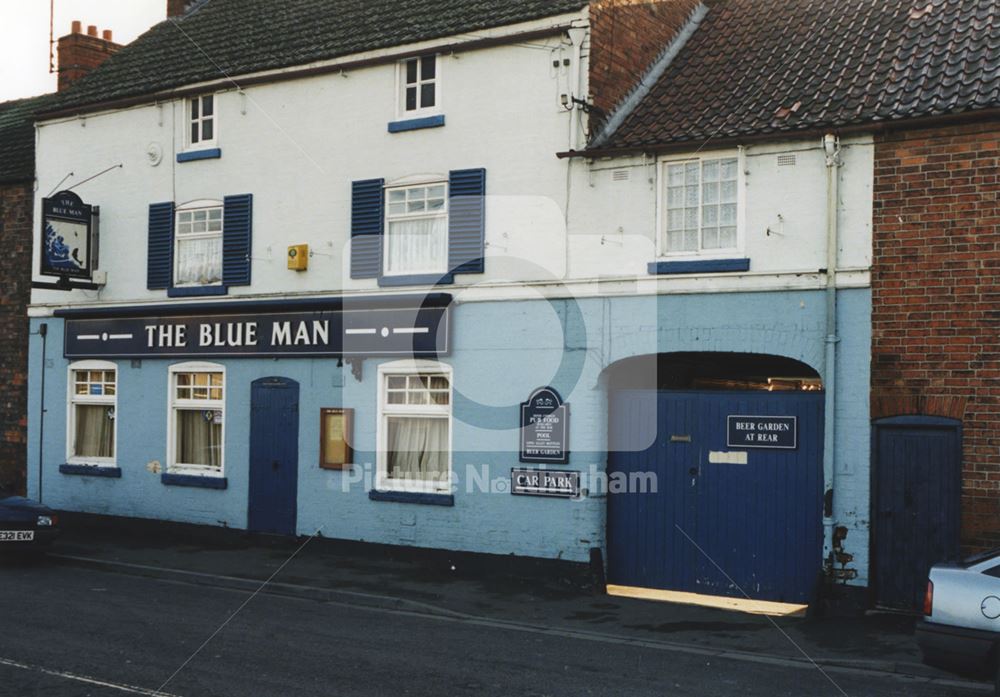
[
  {"left": 448, "top": 168, "right": 486, "bottom": 274},
  {"left": 351, "top": 178, "right": 384, "bottom": 279},
  {"left": 223, "top": 194, "right": 253, "bottom": 286},
  {"left": 147, "top": 202, "right": 174, "bottom": 290}
]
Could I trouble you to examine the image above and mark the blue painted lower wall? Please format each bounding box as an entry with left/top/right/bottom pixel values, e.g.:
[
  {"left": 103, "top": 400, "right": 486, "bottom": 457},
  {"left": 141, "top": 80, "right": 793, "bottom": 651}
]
[{"left": 26, "top": 288, "right": 871, "bottom": 579}]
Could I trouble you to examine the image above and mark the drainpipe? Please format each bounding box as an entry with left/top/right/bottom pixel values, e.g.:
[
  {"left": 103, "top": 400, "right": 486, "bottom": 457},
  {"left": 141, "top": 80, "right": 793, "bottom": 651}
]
[
  {"left": 567, "top": 27, "right": 586, "bottom": 152},
  {"left": 563, "top": 26, "right": 587, "bottom": 280},
  {"left": 822, "top": 134, "right": 841, "bottom": 568},
  {"left": 36, "top": 323, "right": 48, "bottom": 502}
]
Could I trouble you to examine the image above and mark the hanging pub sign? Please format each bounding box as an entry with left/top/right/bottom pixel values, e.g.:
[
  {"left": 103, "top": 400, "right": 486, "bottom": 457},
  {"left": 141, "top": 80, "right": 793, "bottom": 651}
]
[
  {"left": 511, "top": 468, "right": 580, "bottom": 499},
  {"left": 63, "top": 304, "right": 450, "bottom": 359},
  {"left": 519, "top": 386, "right": 570, "bottom": 464},
  {"left": 727, "top": 415, "right": 798, "bottom": 450},
  {"left": 40, "top": 191, "right": 96, "bottom": 281}
]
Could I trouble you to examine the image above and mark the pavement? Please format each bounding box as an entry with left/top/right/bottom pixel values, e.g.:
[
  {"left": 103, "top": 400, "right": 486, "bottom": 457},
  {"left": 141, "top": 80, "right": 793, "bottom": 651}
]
[{"left": 8, "top": 512, "right": 989, "bottom": 696}]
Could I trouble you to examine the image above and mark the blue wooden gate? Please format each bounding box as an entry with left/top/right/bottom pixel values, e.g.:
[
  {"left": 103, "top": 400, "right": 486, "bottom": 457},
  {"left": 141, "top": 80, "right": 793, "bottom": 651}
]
[
  {"left": 873, "top": 417, "right": 962, "bottom": 610},
  {"left": 248, "top": 377, "right": 300, "bottom": 536},
  {"left": 608, "top": 389, "right": 824, "bottom": 604}
]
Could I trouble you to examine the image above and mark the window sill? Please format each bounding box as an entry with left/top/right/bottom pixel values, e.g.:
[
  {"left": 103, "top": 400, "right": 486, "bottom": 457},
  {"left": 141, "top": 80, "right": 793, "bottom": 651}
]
[
  {"left": 387, "top": 115, "right": 445, "bottom": 133},
  {"left": 59, "top": 463, "right": 122, "bottom": 478},
  {"left": 177, "top": 148, "right": 222, "bottom": 163},
  {"left": 162, "top": 473, "right": 228, "bottom": 489},
  {"left": 168, "top": 285, "right": 228, "bottom": 298},
  {"left": 648, "top": 258, "right": 750, "bottom": 275},
  {"left": 378, "top": 273, "right": 454, "bottom": 288},
  {"left": 369, "top": 489, "right": 454, "bottom": 507}
]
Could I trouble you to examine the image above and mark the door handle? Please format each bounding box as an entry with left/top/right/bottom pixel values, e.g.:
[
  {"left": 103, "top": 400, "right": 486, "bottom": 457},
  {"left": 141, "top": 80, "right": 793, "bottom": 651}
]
[
  {"left": 272, "top": 460, "right": 279, "bottom": 471},
  {"left": 689, "top": 467, "right": 699, "bottom": 476}
]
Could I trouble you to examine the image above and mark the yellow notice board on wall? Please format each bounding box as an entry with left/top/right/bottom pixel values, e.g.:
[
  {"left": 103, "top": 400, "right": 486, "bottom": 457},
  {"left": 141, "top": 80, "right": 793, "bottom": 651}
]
[{"left": 320, "top": 408, "right": 353, "bottom": 469}]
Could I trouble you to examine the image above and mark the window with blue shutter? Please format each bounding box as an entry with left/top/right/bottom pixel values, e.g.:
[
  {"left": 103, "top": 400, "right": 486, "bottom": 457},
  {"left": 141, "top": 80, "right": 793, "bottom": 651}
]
[
  {"left": 149, "top": 195, "right": 251, "bottom": 295},
  {"left": 222, "top": 194, "right": 253, "bottom": 286},
  {"left": 351, "top": 178, "right": 384, "bottom": 279},
  {"left": 448, "top": 168, "right": 486, "bottom": 275},
  {"left": 147, "top": 202, "right": 174, "bottom": 290},
  {"left": 351, "top": 170, "right": 486, "bottom": 285}
]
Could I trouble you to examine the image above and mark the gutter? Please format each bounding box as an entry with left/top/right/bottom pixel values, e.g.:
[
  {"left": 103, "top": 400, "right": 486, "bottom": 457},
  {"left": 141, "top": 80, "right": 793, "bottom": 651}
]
[
  {"left": 36, "top": 24, "right": 576, "bottom": 122},
  {"left": 558, "top": 106, "right": 1000, "bottom": 159}
]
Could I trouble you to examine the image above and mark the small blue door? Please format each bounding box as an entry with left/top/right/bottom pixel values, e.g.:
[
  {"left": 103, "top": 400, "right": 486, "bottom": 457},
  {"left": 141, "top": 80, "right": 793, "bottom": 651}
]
[
  {"left": 248, "top": 377, "right": 299, "bottom": 536},
  {"left": 608, "top": 390, "right": 824, "bottom": 604},
  {"left": 873, "top": 417, "right": 962, "bottom": 610}
]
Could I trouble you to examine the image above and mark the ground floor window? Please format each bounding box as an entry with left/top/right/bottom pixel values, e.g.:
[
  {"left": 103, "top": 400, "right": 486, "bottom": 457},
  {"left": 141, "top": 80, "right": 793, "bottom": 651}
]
[
  {"left": 377, "top": 361, "right": 452, "bottom": 492},
  {"left": 169, "top": 362, "right": 225, "bottom": 475},
  {"left": 68, "top": 361, "right": 117, "bottom": 464}
]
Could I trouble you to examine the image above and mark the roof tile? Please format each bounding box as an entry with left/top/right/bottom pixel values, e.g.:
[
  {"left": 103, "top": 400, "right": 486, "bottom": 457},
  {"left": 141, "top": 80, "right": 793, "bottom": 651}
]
[
  {"left": 45, "top": 0, "right": 588, "bottom": 115},
  {"left": 600, "top": 0, "right": 1000, "bottom": 150}
]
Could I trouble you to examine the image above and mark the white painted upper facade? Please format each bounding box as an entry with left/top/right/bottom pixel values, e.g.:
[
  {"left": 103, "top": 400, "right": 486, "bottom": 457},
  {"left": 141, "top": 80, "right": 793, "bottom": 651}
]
[{"left": 29, "top": 10, "right": 872, "bottom": 315}]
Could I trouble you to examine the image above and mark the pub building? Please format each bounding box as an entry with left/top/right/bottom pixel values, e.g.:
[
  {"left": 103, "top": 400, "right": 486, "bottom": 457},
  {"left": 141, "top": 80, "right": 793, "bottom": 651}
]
[{"left": 26, "top": 0, "right": 882, "bottom": 610}]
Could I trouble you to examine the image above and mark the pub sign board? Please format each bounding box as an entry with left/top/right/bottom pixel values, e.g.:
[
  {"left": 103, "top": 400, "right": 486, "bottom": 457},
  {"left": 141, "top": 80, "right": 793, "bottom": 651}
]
[
  {"left": 40, "top": 191, "right": 95, "bottom": 280},
  {"left": 727, "top": 415, "right": 798, "bottom": 450},
  {"left": 519, "top": 386, "right": 570, "bottom": 464},
  {"left": 64, "top": 305, "right": 450, "bottom": 359},
  {"left": 511, "top": 468, "right": 580, "bottom": 499}
]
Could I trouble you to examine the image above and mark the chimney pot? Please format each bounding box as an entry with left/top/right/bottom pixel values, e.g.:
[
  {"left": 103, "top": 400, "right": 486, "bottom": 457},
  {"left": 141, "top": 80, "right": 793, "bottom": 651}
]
[
  {"left": 102, "top": 29, "right": 113, "bottom": 41},
  {"left": 71, "top": 20, "right": 82, "bottom": 33},
  {"left": 87, "top": 25, "right": 98, "bottom": 37}
]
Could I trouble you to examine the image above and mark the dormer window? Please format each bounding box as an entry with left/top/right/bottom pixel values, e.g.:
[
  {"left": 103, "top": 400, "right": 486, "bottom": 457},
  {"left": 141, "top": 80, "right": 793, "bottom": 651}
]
[
  {"left": 400, "top": 55, "right": 438, "bottom": 115},
  {"left": 189, "top": 94, "right": 216, "bottom": 147}
]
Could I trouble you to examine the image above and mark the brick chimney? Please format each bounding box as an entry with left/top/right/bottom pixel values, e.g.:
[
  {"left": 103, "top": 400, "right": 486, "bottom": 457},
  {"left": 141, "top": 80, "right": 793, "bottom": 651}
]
[
  {"left": 167, "top": 0, "right": 196, "bottom": 18},
  {"left": 57, "top": 21, "right": 122, "bottom": 91}
]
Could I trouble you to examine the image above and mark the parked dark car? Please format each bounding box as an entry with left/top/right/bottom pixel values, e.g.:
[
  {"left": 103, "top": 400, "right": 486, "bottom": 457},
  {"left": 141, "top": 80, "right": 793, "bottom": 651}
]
[
  {"left": 917, "top": 549, "right": 1000, "bottom": 692},
  {"left": 0, "top": 489, "right": 60, "bottom": 551}
]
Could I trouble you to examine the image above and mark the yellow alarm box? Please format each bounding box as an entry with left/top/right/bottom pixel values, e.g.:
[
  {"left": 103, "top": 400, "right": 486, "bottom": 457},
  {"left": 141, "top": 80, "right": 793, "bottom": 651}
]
[{"left": 287, "top": 244, "right": 309, "bottom": 271}]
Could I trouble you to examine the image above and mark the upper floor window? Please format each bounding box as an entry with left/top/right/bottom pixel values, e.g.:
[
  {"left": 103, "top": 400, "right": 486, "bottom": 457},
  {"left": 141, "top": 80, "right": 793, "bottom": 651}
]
[
  {"left": 400, "top": 55, "right": 438, "bottom": 115},
  {"left": 377, "top": 361, "right": 452, "bottom": 493},
  {"left": 384, "top": 182, "right": 448, "bottom": 276},
  {"left": 175, "top": 201, "right": 223, "bottom": 287},
  {"left": 168, "top": 363, "right": 225, "bottom": 476},
  {"left": 663, "top": 156, "right": 740, "bottom": 255},
  {"left": 189, "top": 94, "right": 216, "bottom": 147},
  {"left": 68, "top": 361, "right": 117, "bottom": 465}
]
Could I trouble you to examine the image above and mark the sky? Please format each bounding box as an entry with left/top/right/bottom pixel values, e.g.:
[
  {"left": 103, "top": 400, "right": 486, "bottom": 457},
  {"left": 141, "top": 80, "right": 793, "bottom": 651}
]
[{"left": 0, "top": 0, "right": 165, "bottom": 102}]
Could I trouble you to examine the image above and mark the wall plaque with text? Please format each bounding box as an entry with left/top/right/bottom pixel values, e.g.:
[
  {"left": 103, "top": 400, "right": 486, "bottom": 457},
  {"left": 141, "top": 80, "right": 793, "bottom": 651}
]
[
  {"left": 727, "top": 415, "right": 798, "bottom": 450},
  {"left": 511, "top": 468, "right": 580, "bottom": 499},
  {"left": 519, "top": 386, "right": 570, "bottom": 464}
]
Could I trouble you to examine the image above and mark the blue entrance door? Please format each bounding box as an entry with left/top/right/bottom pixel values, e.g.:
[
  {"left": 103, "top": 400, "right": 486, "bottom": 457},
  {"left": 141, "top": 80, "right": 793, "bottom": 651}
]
[
  {"left": 248, "top": 377, "right": 299, "bottom": 536},
  {"left": 873, "top": 417, "right": 962, "bottom": 610},
  {"left": 608, "top": 390, "right": 824, "bottom": 604}
]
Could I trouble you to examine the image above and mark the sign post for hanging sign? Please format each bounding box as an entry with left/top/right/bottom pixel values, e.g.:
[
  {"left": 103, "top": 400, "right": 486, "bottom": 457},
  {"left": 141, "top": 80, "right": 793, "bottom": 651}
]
[
  {"left": 519, "top": 386, "right": 570, "bottom": 464},
  {"left": 39, "top": 191, "right": 97, "bottom": 283}
]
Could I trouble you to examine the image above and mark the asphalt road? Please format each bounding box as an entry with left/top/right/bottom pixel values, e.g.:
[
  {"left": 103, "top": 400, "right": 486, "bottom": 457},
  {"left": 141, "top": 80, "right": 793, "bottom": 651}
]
[{"left": 0, "top": 557, "right": 987, "bottom": 697}]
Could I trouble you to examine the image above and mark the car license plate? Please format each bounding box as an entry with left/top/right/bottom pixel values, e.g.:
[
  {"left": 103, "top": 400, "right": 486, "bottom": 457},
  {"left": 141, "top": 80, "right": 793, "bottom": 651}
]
[{"left": 0, "top": 531, "right": 34, "bottom": 542}]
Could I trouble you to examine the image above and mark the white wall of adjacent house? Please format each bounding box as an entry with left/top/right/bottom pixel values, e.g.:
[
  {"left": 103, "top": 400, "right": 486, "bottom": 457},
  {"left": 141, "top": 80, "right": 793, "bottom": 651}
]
[{"left": 29, "top": 18, "right": 873, "bottom": 314}]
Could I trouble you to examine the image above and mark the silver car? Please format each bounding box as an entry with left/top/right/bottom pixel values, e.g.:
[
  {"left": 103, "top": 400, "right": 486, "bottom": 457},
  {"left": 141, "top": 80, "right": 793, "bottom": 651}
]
[{"left": 917, "top": 549, "right": 1000, "bottom": 691}]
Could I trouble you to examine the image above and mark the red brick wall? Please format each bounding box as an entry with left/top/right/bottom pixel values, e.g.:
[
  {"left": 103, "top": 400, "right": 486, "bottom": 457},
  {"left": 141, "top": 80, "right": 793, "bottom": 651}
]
[
  {"left": 588, "top": 0, "right": 700, "bottom": 119},
  {"left": 872, "top": 121, "right": 1000, "bottom": 552},
  {"left": 0, "top": 183, "right": 33, "bottom": 494}
]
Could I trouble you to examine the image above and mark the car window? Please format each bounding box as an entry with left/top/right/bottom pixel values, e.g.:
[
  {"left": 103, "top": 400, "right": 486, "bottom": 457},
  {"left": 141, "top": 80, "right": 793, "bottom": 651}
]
[{"left": 985, "top": 564, "right": 1000, "bottom": 579}]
